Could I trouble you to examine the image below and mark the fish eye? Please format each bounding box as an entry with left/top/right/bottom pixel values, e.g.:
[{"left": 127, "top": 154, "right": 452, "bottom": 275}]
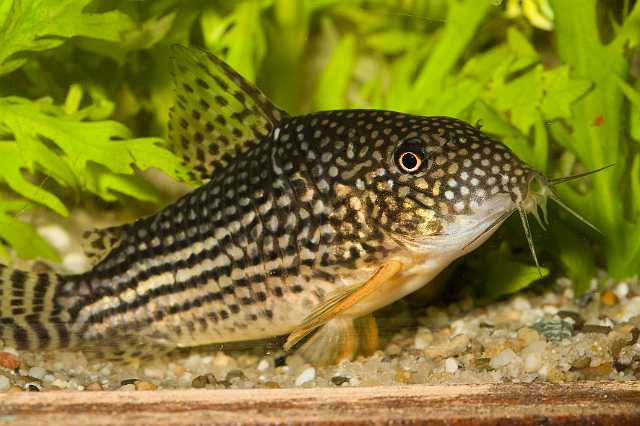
[{"left": 394, "top": 139, "right": 427, "bottom": 174}]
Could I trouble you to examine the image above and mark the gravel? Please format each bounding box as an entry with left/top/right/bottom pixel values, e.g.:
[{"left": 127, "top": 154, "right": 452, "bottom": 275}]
[{"left": 1, "top": 276, "right": 639, "bottom": 392}]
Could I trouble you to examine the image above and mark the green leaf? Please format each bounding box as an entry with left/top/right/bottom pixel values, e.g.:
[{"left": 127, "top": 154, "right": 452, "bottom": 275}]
[
  {"left": 471, "top": 101, "right": 533, "bottom": 162},
  {"left": 0, "top": 0, "right": 134, "bottom": 75},
  {"left": 475, "top": 250, "right": 549, "bottom": 302},
  {"left": 411, "top": 0, "right": 492, "bottom": 105},
  {"left": 76, "top": 12, "right": 177, "bottom": 64},
  {"left": 365, "top": 30, "right": 423, "bottom": 55},
  {"left": 0, "top": 201, "right": 59, "bottom": 262},
  {"left": 506, "top": 26, "right": 540, "bottom": 71},
  {"left": 84, "top": 164, "right": 161, "bottom": 203},
  {"left": 423, "top": 78, "right": 483, "bottom": 118},
  {"left": 201, "top": 1, "right": 271, "bottom": 82},
  {"left": 0, "top": 141, "right": 68, "bottom": 216},
  {"left": 0, "top": 95, "right": 190, "bottom": 212},
  {"left": 532, "top": 114, "right": 548, "bottom": 172},
  {"left": 618, "top": 77, "right": 640, "bottom": 143},
  {"left": 552, "top": 0, "right": 638, "bottom": 277},
  {"left": 539, "top": 66, "right": 592, "bottom": 121},
  {"left": 494, "top": 65, "right": 541, "bottom": 133},
  {"left": 548, "top": 219, "right": 596, "bottom": 295},
  {"left": 314, "top": 34, "right": 356, "bottom": 110},
  {"left": 631, "top": 154, "right": 640, "bottom": 219},
  {"left": 495, "top": 65, "right": 591, "bottom": 134}
]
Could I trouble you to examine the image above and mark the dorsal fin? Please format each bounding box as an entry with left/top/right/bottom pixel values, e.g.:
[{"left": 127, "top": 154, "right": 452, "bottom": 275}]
[
  {"left": 81, "top": 225, "right": 125, "bottom": 267},
  {"left": 168, "top": 45, "right": 288, "bottom": 181}
]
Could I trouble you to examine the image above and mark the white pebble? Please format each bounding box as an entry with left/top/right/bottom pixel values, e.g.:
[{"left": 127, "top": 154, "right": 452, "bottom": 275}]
[
  {"left": 444, "top": 357, "right": 458, "bottom": 373},
  {"left": 490, "top": 349, "right": 519, "bottom": 369},
  {"left": 512, "top": 297, "right": 531, "bottom": 311},
  {"left": 2, "top": 347, "right": 18, "bottom": 356},
  {"left": 28, "top": 366, "right": 47, "bottom": 380},
  {"left": 52, "top": 379, "right": 70, "bottom": 389},
  {"left": 184, "top": 354, "right": 204, "bottom": 370},
  {"left": 212, "top": 352, "right": 232, "bottom": 368},
  {"left": 0, "top": 375, "right": 9, "bottom": 391},
  {"left": 143, "top": 365, "right": 166, "bottom": 380},
  {"left": 450, "top": 319, "right": 467, "bottom": 335},
  {"left": 178, "top": 372, "right": 193, "bottom": 386},
  {"left": 618, "top": 297, "right": 640, "bottom": 322},
  {"left": 257, "top": 359, "right": 269, "bottom": 371},
  {"left": 295, "top": 367, "right": 316, "bottom": 386},
  {"left": 524, "top": 353, "right": 542, "bottom": 373},
  {"left": 614, "top": 282, "right": 629, "bottom": 299},
  {"left": 63, "top": 253, "right": 88, "bottom": 273},
  {"left": 413, "top": 328, "right": 433, "bottom": 350},
  {"left": 38, "top": 225, "right": 71, "bottom": 251}
]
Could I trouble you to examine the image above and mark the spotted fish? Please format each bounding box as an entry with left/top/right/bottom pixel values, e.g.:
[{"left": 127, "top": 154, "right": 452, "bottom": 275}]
[{"left": 0, "top": 45, "right": 601, "bottom": 364}]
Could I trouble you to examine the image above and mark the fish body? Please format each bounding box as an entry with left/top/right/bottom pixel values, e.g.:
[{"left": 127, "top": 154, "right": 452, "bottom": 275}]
[{"left": 0, "top": 46, "right": 539, "bottom": 362}]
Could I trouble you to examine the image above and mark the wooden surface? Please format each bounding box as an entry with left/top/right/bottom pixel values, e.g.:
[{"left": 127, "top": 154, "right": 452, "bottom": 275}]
[{"left": 0, "top": 382, "right": 639, "bottom": 425}]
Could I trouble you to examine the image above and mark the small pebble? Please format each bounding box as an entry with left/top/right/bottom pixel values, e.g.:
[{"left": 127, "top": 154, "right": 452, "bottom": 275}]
[
  {"left": 444, "top": 357, "right": 458, "bottom": 373},
  {"left": 385, "top": 343, "right": 402, "bottom": 355},
  {"left": 0, "top": 352, "right": 20, "bottom": 370},
  {"left": 490, "top": 349, "right": 518, "bottom": 369},
  {"left": 257, "top": 359, "right": 269, "bottom": 371},
  {"left": 86, "top": 383, "right": 103, "bottom": 391},
  {"left": 0, "top": 375, "right": 10, "bottom": 391},
  {"left": 524, "top": 353, "right": 542, "bottom": 373},
  {"left": 579, "top": 362, "right": 614, "bottom": 379},
  {"left": 28, "top": 366, "right": 47, "bottom": 380},
  {"left": 424, "top": 335, "right": 470, "bottom": 359},
  {"left": 225, "top": 369, "right": 246, "bottom": 382},
  {"left": 330, "top": 376, "right": 350, "bottom": 386},
  {"left": 601, "top": 291, "right": 619, "bottom": 306},
  {"left": 614, "top": 283, "right": 630, "bottom": 300},
  {"left": 571, "top": 356, "right": 591, "bottom": 370},
  {"left": 191, "top": 373, "right": 217, "bottom": 388},
  {"left": 517, "top": 327, "right": 541, "bottom": 345},
  {"left": 135, "top": 381, "right": 158, "bottom": 391},
  {"left": 295, "top": 367, "right": 316, "bottom": 386}
]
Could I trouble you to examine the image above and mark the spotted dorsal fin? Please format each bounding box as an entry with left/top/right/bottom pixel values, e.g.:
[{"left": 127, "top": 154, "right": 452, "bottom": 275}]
[
  {"left": 81, "top": 225, "right": 125, "bottom": 267},
  {"left": 168, "top": 45, "right": 288, "bottom": 181}
]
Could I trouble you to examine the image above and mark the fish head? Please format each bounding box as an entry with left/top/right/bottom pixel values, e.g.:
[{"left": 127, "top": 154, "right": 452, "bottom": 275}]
[
  {"left": 354, "top": 114, "right": 537, "bottom": 255},
  {"left": 282, "top": 110, "right": 602, "bottom": 268}
]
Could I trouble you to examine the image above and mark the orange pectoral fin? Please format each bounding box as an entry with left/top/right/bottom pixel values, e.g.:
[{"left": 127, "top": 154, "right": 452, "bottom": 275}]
[{"left": 284, "top": 260, "right": 403, "bottom": 352}]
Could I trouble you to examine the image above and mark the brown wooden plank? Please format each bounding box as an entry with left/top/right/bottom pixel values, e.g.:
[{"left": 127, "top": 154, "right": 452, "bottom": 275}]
[{"left": 0, "top": 382, "right": 638, "bottom": 425}]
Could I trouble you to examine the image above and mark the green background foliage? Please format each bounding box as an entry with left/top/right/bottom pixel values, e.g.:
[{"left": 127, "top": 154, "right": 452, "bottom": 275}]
[{"left": 0, "top": 0, "right": 639, "bottom": 298}]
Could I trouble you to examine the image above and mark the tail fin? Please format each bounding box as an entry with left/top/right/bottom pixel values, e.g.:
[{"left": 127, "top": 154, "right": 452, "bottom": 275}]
[{"left": 0, "top": 264, "right": 75, "bottom": 351}]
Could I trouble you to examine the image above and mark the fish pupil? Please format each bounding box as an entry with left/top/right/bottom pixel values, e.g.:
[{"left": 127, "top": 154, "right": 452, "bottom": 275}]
[
  {"left": 395, "top": 138, "right": 426, "bottom": 173},
  {"left": 400, "top": 152, "right": 419, "bottom": 171}
]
